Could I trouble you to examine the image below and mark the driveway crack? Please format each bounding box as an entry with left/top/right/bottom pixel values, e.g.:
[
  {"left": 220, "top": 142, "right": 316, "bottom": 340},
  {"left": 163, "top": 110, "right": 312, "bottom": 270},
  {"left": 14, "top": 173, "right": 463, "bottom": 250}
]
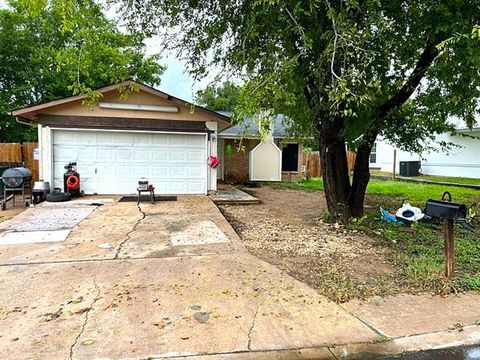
[
  {"left": 114, "top": 205, "right": 146, "bottom": 259},
  {"left": 69, "top": 277, "right": 101, "bottom": 360},
  {"left": 247, "top": 292, "right": 267, "bottom": 350}
]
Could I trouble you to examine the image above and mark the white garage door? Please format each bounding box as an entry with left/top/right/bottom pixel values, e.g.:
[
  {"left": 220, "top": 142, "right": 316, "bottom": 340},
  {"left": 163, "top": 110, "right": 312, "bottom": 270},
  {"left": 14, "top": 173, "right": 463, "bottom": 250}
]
[{"left": 52, "top": 130, "right": 207, "bottom": 194}]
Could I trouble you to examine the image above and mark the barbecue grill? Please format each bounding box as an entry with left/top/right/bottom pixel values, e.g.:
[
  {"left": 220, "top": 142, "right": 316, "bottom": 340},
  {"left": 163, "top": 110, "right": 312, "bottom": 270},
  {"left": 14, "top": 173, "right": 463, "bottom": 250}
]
[{"left": 1, "top": 167, "right": 33, "bottom": 210}]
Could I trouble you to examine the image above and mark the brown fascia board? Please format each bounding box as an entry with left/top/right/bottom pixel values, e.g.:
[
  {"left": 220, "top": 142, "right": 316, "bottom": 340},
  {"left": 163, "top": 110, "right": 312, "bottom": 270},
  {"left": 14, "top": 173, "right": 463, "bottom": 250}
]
[{"left": 10, "top": 80, "right": 231, "bottom": 125}]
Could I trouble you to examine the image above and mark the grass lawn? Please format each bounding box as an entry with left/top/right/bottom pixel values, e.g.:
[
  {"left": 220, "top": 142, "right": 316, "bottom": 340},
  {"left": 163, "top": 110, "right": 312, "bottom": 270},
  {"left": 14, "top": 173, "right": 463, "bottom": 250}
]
[
  {"left": 274, "top": 178, "right": 480, "bottom": 296},
  {"left": 276, "top": 177, "right": 480, "bottom": 205},
  {"left": 371, "top": 170, "right": 480, "bottom": 186}
]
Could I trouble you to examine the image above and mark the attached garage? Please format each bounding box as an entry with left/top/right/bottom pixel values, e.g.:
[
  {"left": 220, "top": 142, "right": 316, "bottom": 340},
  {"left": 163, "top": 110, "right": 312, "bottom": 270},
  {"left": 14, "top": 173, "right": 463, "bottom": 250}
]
[
  {"left": 52, "top": 130, "right": 207, "bottom": 194},
  {"left": 11, "top": 81, "right": 231, "bottom": 195}
]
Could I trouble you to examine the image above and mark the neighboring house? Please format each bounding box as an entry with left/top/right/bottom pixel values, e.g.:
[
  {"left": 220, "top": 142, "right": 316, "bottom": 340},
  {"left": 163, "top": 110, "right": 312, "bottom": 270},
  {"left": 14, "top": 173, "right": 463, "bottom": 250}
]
[
  {"left": 218, "top": 115, "right": 304, "bottom": 183},
  {"left": 11, "top": 80, "right": 231, "bottom": 195},
  {"left": 371, "top": 124, "right": 480, "bottom": 178}
]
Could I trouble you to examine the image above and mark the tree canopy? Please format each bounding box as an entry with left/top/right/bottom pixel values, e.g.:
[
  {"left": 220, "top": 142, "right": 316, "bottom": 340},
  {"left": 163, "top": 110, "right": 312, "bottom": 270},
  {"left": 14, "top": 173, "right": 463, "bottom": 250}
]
[
  {"left": 120, "top": 0, "right": 480, "bottom": 221},
  {"left": 0, "top": 0, "right": 164, "bottom": 142},
  {"left": 195, "top": 81, "right": 240, "bottom": 112}
]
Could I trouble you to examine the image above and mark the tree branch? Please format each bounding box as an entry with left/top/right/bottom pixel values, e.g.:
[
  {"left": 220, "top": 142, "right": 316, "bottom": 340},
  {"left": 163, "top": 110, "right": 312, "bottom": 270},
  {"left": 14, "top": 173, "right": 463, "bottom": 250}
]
[{"left": 379, "top": 42, "right": 440, "bottom": 119}]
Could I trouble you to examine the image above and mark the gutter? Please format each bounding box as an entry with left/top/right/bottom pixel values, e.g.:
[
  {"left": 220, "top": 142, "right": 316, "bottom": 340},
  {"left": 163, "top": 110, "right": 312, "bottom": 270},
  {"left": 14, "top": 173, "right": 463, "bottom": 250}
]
[{"left": 14, "top": 116, "right": 37, "bottom": 127}]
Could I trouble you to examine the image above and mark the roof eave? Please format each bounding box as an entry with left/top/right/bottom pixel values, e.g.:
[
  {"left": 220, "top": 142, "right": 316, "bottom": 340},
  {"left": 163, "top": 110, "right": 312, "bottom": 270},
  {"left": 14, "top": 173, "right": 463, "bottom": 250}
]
[{"left": 10, "top": 80, "right": 231, "bottom": 126}]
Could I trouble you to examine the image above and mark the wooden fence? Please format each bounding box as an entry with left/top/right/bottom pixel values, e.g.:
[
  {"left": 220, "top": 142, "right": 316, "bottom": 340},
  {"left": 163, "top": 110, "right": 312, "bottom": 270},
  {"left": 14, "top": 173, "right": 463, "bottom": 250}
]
[
  {"left": 302, "top": 150, "right": 357, "bottom": 178},
  {"left": 0, "top": 142, "right": 39, "bottom": 181}
]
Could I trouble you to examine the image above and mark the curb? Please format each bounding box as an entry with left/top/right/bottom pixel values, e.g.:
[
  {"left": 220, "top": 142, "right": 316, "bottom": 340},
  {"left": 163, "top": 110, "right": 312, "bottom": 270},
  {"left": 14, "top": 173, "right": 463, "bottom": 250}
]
[{"left": 166, "top": 324, "right": 480, "bottom": 359}]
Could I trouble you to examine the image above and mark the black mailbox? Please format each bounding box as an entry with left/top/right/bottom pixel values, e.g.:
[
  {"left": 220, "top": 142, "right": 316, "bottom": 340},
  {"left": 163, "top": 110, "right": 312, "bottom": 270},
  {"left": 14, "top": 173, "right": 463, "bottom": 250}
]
[{"left": 425, "top": 199, "right": 467, "bottom": 221}]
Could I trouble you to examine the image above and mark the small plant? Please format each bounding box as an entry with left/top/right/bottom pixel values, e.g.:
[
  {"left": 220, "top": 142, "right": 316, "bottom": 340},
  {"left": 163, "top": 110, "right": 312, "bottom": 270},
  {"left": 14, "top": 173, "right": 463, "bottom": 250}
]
[
  {"left": 321, "top": 210, "right": 333, "bottom": 223},
  {"left": 372, "top": 335, "right": 390, "bottom": 344},
  {"left": 351, "top": 215, "right": 367, "bottom": 225}
]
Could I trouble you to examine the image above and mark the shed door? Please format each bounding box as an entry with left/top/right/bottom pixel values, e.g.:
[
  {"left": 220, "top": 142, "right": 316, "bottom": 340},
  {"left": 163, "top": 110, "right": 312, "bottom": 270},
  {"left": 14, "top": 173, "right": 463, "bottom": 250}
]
[{"left": 52, "top": 130, "right": 207, "bottom": 194}]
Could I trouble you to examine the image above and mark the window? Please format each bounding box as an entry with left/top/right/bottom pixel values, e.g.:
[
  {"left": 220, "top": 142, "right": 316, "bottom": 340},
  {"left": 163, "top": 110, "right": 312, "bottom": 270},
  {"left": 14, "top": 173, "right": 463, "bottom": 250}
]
[
  {"left": 369, "top": 142, "right": 377, "bottom": 164},
  {"left": 282, "top": 143, "right": 299, "bottom": 171}
]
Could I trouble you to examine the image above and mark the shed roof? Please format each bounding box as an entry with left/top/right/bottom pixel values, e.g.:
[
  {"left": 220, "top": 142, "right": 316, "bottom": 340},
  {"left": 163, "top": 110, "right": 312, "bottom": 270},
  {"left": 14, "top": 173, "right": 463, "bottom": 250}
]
[{"left": 219, "top": 114, "right": 291, "bottom": 138}]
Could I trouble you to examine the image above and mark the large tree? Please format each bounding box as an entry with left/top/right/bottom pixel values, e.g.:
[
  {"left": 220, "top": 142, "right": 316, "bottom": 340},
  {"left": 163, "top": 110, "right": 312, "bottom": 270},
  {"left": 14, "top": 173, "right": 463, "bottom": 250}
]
[
  {"left": 0, "top": 0, "right": 164, "bottom": 142},
  {"left": 120, "top": 0, "right": 480, "bottom": 222}
]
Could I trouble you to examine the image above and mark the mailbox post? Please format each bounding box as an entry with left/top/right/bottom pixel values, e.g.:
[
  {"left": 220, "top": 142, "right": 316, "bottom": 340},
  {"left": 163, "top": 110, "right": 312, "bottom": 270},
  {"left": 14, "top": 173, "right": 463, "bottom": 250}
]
[
  {"left": 425, "top": 192, "right": 470, "bottom": 279},
  {"left": 443, "top": 218, "right": 455, "bottom": 278}
]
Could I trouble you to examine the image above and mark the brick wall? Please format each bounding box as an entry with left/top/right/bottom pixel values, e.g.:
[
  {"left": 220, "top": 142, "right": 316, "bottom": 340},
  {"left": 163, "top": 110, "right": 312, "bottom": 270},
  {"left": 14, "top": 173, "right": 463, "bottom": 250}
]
[{"left": 223, "top": 139, "right": 260, "bottom": 183}]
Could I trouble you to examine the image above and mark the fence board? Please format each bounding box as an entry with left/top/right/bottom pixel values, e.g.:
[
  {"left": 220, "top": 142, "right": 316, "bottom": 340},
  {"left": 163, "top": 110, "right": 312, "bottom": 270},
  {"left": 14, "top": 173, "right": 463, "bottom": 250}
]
[
  {"left": 0, "top": 143, "right": 22, "bottom": 163},
  {"left": 22, "top": 142, "right": 39, "bottom": 181},
  {"left": 0, "top": 142, "right": 39, "bottom": 181},
  {"left": 303, "top": 150, "right": 356, "bottom": 179}
]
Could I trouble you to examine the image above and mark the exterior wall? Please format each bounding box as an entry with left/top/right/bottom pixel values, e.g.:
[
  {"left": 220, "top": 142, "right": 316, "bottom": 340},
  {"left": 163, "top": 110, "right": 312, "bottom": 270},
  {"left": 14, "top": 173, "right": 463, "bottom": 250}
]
[
  {"left": 372, "top": 131, "right": 480, "bottom": 178},
  {"left": 421, "top": 131, "right": 480, "bottom": 177},
  {"left": 41, "top": 89, "right": 222, "bottom": 124},
  {"left": 371, "top": 137, "right": 420, "bottom": 174},
  {"left": 38, "top": 125, "right": 52, "bottom": 184},
  {"left": 222, "top": 139, "right": 260, "bottom": 183},
  {"left": 206, "top": 121, "right": 218, "bottom": 191}
]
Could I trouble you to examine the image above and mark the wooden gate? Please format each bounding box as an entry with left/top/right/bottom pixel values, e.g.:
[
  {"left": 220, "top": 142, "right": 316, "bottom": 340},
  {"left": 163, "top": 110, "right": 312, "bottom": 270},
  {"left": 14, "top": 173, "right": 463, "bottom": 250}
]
[{"left": 302, "top": 150, "right": 356, "bottom": 178}]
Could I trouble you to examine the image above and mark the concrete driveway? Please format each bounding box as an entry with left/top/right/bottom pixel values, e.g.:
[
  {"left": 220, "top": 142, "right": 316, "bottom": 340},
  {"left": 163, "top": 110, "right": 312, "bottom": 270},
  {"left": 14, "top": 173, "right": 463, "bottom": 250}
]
[{"left": 0, "top": 196, "right": 378, "bottom": 359}]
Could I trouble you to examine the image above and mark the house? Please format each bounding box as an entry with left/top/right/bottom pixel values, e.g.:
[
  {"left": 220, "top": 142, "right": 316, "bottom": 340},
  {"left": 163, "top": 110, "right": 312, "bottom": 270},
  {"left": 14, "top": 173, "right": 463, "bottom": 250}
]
[
  {"left": 217, "top": 115, "right": 304, "bottom": 183},
  {"left": 11, "top": 80, "right": 231, "bottom": 195},
  {"left": 370, "top": 122, "right": 480, "bottom": 178}
]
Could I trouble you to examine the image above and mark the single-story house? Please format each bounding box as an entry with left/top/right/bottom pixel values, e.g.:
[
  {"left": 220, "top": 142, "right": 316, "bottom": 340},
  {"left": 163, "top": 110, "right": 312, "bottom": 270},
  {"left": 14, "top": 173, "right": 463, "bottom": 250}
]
[
  {"left": 11, "top": 80, "right": 304, "bottom": 195},
  {"left": 11, "top": 80, "right": 230, "bottom": 195},
  {"left": 217, "top": 114, "right": 304, "bottom": 183},
  {"left": 370, "top": 120, "right": 480, "bottom": 178}
]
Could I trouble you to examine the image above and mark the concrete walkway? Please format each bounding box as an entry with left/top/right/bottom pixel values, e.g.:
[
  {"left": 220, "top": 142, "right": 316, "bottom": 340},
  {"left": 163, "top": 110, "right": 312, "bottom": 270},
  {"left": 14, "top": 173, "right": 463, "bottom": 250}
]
[
  {"left": 0, "top": 196, "right": 479, "bottom": 359},
  {"left": 209, "top": 184, "right": 261, "bottom": 205}
]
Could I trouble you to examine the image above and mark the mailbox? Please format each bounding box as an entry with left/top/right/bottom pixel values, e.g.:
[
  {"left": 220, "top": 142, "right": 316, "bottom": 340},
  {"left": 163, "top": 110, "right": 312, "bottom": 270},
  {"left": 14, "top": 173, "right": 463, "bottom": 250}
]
[{"left": 424, "top": 199, "right": 467, "bottom": 221}]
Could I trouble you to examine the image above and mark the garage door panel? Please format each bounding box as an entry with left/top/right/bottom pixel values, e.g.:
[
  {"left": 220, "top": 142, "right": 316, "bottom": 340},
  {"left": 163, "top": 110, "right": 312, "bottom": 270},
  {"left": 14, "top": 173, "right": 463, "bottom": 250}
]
[
  {"left": 187, "top": 165, "right": 204, "bottom": 177},
  {"left": 151, "top": 166, "right": 168, "bottom": 177},
  {"left": 152, "top": 136, "right": 169, "bottom": 146},
  {"left": 170, "top": 150, "right": 186, "bottom": 161},
  {"left": 170, "top": 136, "right": 188, "bottom": 146},
  {"left": 114, "top": 148, "right": 133, "bottom": 161},
  {"left": 97, "top": 148, "right": 114, "bottom": 161},
  {"left": 96, "top": 132, "right": 114, "bottom": 143},
  {"left": 134, "top": 149, "right": 151, "bottom": 161},
  {"left": 187, "top": 151, "right": 204, "bottom": 162},
  {"left": 187, "top": 182, "right": 205, "bottom": 193},
  {"left": 152, "top": 150, "right": 169, "bottom": 161},
  {"left": 170, "top": 166, "right": 187, "bottom": 177},
  {"left": 54, "top": 147, "right": 96, "bottom": 164},
  {"left": 53, "top": 131, "right": 207, "bottom": 194},
  {"left": 188, "top": 136, "right": 206, "bottom": 147},
  {"left": 133, "top": 165, "right": 152, "bottom": 177},
  {"left": 134, "top": 134, "right": 152, "bottom": 145},
  {"left": 115, "top": 133, "right": 135, "bottom": 145}
]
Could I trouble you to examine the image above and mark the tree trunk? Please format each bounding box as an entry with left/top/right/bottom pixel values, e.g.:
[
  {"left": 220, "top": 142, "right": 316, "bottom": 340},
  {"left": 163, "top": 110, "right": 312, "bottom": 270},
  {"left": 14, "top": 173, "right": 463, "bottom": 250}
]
[
  {"left": 318, "top": 119, "right": 352, "bottom": 223},
  {"left": 349, "top": 141, "right": 373, "bottom": 217}
]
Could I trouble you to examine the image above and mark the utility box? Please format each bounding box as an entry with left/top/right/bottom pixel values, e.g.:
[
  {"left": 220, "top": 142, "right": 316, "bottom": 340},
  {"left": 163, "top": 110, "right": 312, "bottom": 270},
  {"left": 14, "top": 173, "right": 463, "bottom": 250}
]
[{"left": 399, "top": 161, "right": 421, "bottom": 177}]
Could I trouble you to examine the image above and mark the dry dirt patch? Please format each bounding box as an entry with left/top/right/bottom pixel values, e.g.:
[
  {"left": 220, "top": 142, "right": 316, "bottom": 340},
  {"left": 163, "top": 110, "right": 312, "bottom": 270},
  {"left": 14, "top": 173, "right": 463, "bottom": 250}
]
[{"left": 219, "top": 186, "right": 398, "bottom": 302}]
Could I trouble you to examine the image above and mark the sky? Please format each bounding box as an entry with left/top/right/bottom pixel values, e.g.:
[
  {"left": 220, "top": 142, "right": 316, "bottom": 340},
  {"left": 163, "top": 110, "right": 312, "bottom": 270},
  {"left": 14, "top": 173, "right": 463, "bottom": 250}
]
[{"left": 143, "top": 37, "right": 215, "bottom": 102}]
